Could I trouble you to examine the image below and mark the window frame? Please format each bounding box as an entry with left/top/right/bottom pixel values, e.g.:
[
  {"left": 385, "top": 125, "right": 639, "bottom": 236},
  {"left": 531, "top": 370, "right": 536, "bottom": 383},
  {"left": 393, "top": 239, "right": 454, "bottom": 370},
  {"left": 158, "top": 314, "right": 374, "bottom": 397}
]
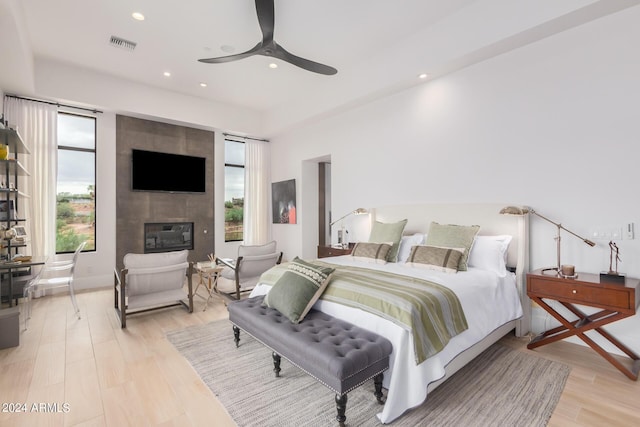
[
  {"left": 224, "top": 138, "right": 245, "bottom": 242},
  {"left": 56, "top": 111, "right": 97, "bottom": 254}
]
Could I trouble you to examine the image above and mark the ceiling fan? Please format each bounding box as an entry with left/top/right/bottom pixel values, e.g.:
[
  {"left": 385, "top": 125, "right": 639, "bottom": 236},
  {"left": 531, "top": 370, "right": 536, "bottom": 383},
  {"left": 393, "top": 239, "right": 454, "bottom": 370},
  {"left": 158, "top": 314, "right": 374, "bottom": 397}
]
[{"left": 198, "top": 0, "right": 337, "bottom": 75}]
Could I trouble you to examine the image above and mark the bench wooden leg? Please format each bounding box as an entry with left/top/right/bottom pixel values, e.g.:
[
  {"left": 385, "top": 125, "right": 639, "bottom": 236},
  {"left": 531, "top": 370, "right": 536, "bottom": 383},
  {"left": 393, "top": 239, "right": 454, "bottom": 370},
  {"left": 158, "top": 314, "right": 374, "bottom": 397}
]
[
  {"left": 272, "top": 352, "right": 281, "bottom": 377},
  {"left": 335, "top": 393, "right": 347, "bottom": 426},
  {"left": 374, "top": 373, "right": 385, "bottom": 404},
  {"left": 232, "top": 325, "right": 240, "bottom": 348}
]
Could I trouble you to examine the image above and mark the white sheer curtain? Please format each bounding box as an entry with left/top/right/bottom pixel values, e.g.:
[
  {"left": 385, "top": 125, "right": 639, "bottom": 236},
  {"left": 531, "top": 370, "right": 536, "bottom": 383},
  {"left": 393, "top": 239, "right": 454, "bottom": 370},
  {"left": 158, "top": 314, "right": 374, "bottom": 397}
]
[
  {"left": 243, "top": 139, "right": 271, "bottom": 245},
  {"left": 4, "top": 97, "right": 58, "bottom": 258}
]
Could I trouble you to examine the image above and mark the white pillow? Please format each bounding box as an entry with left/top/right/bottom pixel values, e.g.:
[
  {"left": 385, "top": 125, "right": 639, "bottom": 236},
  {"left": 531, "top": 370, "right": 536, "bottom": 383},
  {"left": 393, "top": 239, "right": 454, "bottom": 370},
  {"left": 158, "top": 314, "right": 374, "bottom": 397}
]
[
  {"left": 397, "top": 233, "right": 425, "bottom": 263},
  {"left": 468, "top": 235, "right": 512, "bottom": 276}
]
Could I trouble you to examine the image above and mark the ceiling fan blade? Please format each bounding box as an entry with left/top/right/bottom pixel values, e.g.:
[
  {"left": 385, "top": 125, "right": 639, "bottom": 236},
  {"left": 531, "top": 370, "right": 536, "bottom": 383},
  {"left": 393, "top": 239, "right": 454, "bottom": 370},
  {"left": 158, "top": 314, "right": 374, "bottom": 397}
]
[
  {"left": 199, "top": 0, "right": 337, "bottom": 76},
  {"left": 269, "top": 44, "right": 338, "bottom": 75},
  {"left": 254, "top": 0, "right": 275, "bottom": 43},
  {"left": 198, "top": 43, "right": 262, "bottom": 64}
]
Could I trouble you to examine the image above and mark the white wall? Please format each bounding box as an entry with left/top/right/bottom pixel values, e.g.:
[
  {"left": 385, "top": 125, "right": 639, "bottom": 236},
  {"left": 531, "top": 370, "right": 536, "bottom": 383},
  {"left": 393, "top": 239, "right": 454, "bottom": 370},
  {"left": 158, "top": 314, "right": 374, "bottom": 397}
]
[
  {"left": 0, "top": 0, "right": 34, "bottom": 95},
  {"left": 269, "top": 7, "right": 640, "bottom": 354}
]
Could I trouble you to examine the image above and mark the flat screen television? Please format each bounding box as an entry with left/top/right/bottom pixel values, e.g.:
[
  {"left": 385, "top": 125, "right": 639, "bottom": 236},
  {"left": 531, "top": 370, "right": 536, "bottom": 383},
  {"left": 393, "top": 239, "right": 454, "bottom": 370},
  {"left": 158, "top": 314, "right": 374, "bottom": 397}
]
[{"left": 131, "top": 149, "right": 206, "bottom": 193}]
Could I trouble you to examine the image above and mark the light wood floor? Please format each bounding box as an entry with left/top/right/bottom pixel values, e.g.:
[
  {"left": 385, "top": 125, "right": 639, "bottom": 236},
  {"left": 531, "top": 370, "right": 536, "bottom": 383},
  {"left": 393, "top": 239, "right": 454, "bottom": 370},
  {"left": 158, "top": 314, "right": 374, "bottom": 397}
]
[{"left": 1, "top": 286, "right": 639, "bottom": 426}]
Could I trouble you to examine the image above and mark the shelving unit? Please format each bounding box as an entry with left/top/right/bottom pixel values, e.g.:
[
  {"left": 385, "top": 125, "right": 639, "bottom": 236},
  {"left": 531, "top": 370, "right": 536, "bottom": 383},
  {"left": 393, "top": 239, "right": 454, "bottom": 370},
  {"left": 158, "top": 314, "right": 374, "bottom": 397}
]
[
  {"left": 0, "top": 126, "right": 31, "bottom": 305},
  {"left": 0, "top": 127, "right": 30, "bottom": 252}
]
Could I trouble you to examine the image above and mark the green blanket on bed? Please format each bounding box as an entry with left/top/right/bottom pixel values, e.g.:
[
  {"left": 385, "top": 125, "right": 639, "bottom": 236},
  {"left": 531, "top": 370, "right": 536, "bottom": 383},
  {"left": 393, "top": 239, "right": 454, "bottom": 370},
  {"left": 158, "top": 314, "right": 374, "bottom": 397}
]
[{"left": 259, "top": 261, "right": 468, "bottom": 364}]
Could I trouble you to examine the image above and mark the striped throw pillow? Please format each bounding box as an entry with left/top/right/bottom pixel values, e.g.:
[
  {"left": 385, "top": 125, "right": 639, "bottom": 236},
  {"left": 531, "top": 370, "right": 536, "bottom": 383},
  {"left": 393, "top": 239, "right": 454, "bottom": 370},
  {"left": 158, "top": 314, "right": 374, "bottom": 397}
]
[
  {"left": 351, "top": 242, "right": 392, "bottom": 264},
  {"left": 406, "top": 245, "right": 465, "bottom": 274}
]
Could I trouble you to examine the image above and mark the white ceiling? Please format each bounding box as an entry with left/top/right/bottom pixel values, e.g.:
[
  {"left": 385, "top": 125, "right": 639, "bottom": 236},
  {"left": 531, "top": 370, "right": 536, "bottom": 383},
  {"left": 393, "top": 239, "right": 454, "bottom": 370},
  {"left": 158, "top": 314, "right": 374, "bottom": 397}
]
[
  {"left": 20, "top": 0, "right": 476, "bottom": 111},
  {"left": 4, "top": 0, "right": 640, "bottom": 135}
]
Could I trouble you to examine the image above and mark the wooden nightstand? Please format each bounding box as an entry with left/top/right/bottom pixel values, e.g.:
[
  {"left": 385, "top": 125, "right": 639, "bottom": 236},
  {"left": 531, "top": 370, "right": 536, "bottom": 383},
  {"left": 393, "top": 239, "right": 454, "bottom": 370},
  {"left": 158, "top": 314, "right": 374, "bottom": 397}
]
[
  {"left": 527, "top": 269, "right": 640, "bottom": 380},
  {"left": 317, "top": 244, "right": 355, "bottom": 258}
]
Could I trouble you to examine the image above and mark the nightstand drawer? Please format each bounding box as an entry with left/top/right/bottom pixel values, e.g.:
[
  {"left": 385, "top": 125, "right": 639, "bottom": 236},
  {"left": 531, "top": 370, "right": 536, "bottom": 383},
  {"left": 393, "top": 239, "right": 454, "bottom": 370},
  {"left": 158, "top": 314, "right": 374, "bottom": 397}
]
[
  {"left": 317, "top": 245, "right": 353, "bottom": 258},
  {"left": 529, "top": 278, "right": 632, "bottom": 310}
]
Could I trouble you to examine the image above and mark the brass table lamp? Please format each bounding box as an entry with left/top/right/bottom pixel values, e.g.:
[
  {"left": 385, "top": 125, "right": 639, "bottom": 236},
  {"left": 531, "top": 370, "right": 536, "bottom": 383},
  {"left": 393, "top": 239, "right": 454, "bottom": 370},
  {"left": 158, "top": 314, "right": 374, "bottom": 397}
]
[{"left": 500, "top": 206, "right": 595, "bottom": 275}]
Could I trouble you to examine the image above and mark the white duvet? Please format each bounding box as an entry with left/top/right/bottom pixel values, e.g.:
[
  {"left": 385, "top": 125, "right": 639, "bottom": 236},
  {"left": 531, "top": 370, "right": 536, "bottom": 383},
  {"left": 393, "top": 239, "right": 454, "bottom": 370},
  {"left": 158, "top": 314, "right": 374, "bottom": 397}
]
[{"left": 249, "top": 255, "right": 523, "bottom": 423}]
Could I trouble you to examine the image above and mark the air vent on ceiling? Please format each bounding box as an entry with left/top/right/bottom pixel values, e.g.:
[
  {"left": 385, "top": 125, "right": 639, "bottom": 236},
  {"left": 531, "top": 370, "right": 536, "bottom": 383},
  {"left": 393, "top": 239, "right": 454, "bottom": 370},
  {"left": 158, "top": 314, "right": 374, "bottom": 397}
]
[{"left": 109, "top": 35, "right": 137, "bottom": 51}]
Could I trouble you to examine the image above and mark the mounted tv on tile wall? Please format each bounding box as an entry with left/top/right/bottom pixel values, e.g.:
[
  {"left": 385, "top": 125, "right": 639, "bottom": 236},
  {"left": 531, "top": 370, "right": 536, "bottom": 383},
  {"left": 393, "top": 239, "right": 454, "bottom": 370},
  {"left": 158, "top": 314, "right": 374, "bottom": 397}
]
[{"left": 131, "top": 149, "right": 206, "bottom": 193}]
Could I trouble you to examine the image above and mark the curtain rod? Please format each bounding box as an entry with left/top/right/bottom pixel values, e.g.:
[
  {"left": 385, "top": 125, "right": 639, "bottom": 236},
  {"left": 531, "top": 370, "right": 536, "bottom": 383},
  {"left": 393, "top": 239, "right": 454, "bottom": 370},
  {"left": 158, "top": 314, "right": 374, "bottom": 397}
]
[
  {"left": 5, "top": 94, "right": 103, "bottom": 114},
  {"left": 223, "top": 132, "right": 268, "bottom": 142}
]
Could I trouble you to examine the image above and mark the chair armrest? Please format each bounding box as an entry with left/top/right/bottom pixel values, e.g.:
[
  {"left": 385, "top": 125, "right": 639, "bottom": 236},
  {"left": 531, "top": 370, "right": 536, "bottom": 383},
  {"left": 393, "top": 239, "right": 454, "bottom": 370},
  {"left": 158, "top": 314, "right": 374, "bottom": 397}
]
[
  {"left": 239, "top": 253, "right": 281, "bottom": 263},
  {"left": 48, "top": 259, "right": 73, "bottom": 266},
  {"left": 216, "top": 257, "right": 236, "bottom": 269},
  {"left": 44, "top": 263, "right": 74, "bottom": 272}
]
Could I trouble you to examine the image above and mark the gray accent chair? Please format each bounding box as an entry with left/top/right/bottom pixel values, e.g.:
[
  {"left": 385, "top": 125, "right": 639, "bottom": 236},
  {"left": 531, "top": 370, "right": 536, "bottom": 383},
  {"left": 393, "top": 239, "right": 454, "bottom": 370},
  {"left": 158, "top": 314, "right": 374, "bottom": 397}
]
[
  {"left": 114, "top": 249, "right": 193, "bottom": 328},
  {"left": 218, "top": 241, "right": 283, "bottom": 300}
]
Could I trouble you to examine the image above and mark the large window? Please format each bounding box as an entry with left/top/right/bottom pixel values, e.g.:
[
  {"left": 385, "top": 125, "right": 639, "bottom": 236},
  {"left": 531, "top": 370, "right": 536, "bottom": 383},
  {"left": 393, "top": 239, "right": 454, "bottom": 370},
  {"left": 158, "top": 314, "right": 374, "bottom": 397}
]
[
  {"left": 56, "top": 112, "right": 96, "bottom": 253},
  {"left": 224, "top": 138, "right": 245, "bottom": 242}
]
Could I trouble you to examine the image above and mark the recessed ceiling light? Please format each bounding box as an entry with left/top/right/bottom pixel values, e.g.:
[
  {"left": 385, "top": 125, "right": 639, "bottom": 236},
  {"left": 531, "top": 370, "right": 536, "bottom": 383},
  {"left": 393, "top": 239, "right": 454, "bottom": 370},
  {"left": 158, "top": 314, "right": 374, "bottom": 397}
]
[
  {"left": 200, "top": 82, "right": 208, "bottom": 87},
  {"left": 163, "top": 71, "right": 171, "bottom": 77},
  {"left": 418, "top": 73, "right": 429, "bottom": 79},
  {"left": 269, "top": 63, "right": 278, "bottom": 69},
  {"left": 132, "top": 12, "right": 145, "bottom": 21}
]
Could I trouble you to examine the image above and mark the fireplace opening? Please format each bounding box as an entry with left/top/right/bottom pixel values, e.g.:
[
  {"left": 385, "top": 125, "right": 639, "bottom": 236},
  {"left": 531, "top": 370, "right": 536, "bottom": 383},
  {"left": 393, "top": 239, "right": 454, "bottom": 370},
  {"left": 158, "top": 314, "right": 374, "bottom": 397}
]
[{"left": 144, "top": 222, "right": 193, "bottom": 253}]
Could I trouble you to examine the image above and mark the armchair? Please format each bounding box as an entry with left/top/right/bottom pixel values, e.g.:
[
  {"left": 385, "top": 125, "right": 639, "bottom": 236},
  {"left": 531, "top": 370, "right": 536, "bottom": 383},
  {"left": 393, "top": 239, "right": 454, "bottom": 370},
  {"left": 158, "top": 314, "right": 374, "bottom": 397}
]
[
  {"left": 114, "top": 249, "right": 193, "bottom": 328},
  {"left": 218, "top": 241, "right": 283, "bottom": 300}
]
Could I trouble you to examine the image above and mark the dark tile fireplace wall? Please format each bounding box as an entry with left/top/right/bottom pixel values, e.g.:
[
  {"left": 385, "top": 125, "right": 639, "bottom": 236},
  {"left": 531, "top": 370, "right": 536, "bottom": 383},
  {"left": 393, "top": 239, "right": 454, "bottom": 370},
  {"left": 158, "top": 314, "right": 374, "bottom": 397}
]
[{"left": 115, "top": 115, "right": 214, "bottom": 269}]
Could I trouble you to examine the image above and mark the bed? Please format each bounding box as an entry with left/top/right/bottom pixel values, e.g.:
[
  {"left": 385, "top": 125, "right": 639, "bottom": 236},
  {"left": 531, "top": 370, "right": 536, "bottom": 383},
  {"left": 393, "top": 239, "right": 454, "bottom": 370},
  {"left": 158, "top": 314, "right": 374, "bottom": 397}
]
[{"left": 249, "top": 203, "right": 530, "bottom": 423}]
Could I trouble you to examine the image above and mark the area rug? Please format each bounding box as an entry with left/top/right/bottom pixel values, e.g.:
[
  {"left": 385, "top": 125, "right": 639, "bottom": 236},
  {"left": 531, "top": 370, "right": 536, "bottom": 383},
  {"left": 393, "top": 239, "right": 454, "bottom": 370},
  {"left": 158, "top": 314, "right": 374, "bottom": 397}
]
[{"left": 167, "top": 320, "right": 570, "bottom": 426}]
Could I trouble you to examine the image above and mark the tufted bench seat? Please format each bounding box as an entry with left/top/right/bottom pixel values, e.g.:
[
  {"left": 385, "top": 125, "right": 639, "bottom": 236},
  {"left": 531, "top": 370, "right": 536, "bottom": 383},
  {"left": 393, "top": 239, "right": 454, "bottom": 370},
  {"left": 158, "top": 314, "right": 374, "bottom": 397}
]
[{"left": 228, "top": 295, "right": 393, "bottom": 426}]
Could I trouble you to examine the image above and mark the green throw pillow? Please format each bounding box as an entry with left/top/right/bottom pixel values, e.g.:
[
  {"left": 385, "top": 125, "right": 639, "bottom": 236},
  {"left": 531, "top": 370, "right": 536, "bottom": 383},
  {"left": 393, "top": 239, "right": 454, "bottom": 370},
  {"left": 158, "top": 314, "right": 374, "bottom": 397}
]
[
  {"left": 264, "top": 257, "right": 335, "bottom": 323},
  {"left": 425, "top": 222, "right": 480, "bottom": 271},
  {"left": 368, "top": 219, "right": 408, "bottom": 262}
]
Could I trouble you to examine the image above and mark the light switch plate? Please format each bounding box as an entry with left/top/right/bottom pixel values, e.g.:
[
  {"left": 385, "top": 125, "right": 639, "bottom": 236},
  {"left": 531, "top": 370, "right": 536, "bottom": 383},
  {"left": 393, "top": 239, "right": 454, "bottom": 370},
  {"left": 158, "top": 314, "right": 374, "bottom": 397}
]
[{"left": 626, "top": 223, "right": 634, "bottom": 240}]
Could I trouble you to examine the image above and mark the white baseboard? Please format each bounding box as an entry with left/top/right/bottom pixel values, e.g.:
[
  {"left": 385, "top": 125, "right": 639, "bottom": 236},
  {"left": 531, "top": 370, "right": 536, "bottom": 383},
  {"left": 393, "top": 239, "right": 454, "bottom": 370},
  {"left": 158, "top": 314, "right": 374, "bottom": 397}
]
[{"left": 33, "top": 274, "right": 111, "bottom": 298}]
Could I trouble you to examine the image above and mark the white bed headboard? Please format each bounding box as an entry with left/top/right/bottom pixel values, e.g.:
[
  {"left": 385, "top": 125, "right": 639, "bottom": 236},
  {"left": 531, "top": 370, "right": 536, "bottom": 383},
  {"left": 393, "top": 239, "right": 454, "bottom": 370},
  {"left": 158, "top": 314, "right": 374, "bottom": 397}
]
[{"left": 371, "top": 203, "right": 530, "bottom": 335}]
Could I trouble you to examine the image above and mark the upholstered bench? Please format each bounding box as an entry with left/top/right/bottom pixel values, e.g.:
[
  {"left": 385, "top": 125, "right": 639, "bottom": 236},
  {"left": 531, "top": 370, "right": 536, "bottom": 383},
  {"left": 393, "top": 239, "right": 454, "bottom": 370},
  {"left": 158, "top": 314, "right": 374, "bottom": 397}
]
[{"left": 228, "top": 295, "right": 393, "bottom": 426}]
